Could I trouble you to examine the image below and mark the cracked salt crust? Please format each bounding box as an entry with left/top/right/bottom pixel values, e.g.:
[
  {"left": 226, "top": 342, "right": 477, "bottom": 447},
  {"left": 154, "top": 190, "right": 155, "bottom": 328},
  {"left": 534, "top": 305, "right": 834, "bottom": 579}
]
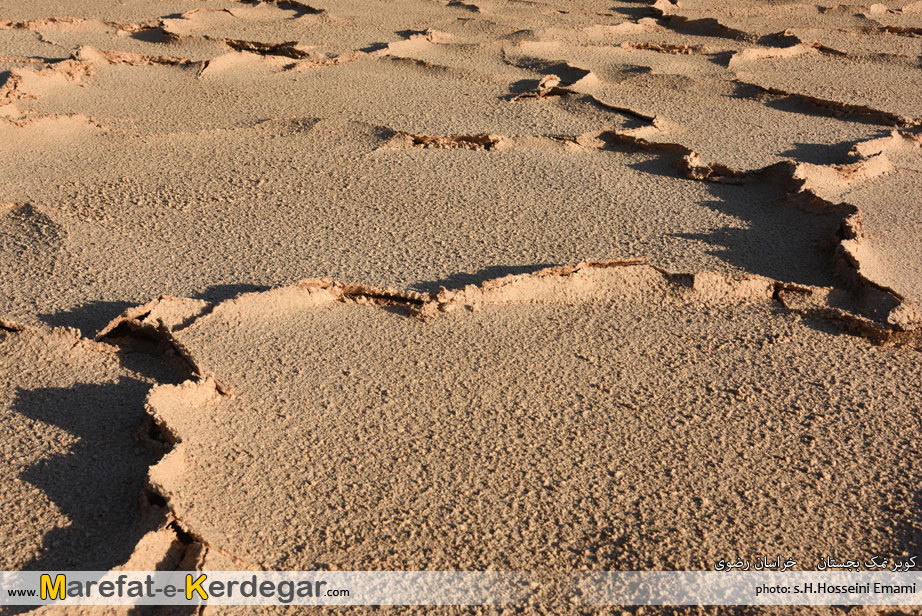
[{"left": 2, "top": 1, "right": 922, "bottom": 610}]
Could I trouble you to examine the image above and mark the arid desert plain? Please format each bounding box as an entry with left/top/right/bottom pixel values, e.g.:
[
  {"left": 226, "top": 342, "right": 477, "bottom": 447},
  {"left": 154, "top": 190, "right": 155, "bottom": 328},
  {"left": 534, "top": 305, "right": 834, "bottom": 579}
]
[{"left": 2, "top": 0, "right": 922, "bottom": 613}]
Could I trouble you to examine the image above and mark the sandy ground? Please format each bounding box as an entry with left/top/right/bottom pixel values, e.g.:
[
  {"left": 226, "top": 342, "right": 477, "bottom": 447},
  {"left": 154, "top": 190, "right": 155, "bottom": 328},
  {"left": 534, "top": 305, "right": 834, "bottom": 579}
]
[{"left": 2, "top": 0, "right": 922, "bottom": 614}]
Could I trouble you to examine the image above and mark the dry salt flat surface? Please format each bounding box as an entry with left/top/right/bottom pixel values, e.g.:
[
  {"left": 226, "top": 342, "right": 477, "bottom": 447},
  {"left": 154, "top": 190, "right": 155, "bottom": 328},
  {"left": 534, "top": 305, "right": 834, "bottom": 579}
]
[{"left": 2, "top": 0, "right": 922, "bottom": 615}]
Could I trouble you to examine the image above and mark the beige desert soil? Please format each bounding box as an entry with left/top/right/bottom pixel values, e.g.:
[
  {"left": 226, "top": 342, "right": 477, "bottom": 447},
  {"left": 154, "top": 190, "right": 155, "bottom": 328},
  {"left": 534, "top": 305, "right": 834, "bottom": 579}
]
[{"left": 2, "top": 0, "right": 922, "bottom": 615}]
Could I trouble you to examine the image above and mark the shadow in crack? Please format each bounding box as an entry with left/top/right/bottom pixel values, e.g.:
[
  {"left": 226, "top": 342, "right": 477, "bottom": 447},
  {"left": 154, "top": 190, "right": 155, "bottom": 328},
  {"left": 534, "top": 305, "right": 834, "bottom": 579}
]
[
  {"left": 13, "top": 379, "right": 157, "bottom": 571},
  {"left": 0, "top": 378, "right": 162, "bottom": 616},
  {"left": 704, "top": 50, "right": 737, "bottom": 67},
  {"left": 192, "top": 282, "right": 271, "bottom": 303},
  {"left": 604, "top": 141, "right": 855, "bottom": 289},
  {"left": 38, "top": 284, "right": 270, "bottom": 338},
  {"left": 507, "top": 77, "right": 542, "bottom": 97},
  {"left": 615, "top": 150, "right": 688, "bottom": 179},
  {"left": 412, "top": 263, "right": 559, "bottom": 292},
  {"left": 39, "top": 300, "right": 137, "bottom": 338},
  {"left": 731, "top": 81, "right": 892, "bottom": 147},
  {"left": 670, "top": 183, "right": 844, "bottom": 288},
  {"left": 609, "top": 5, "right": 656, "bottom": 19},
  {"left": 777, "top": 133, "right": 890, "bottom": 166},
  {"left": 129, "top": 27, "right": 174, "bottom": 44}
]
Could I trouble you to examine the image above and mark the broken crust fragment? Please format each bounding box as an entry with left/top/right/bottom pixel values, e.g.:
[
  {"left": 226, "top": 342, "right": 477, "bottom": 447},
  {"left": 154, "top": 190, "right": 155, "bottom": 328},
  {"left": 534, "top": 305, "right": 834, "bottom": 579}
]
[
  {"left": 0, "top": 17, "right": 157, "bottom": 34},
  {"left": 792, "top": 154, "right": 894, "bottom": 196},
  {"left": 74, "top": 45, "right": 199, "bottom": 67},
  {"left": 790, "top": 132, "right": 922, "bottom": 331},
  {"left": 511, "top": 68, "right": 602, "bottom": 102},
  {"left": 731, "top": 44, "right": 803, "bottom": 66},
  {"left": 381, "top": 130, "right": 598, "bottom": 153},
  {"left": 374, "top": 28, "right": 455, "bottom": 57},
  {"left": 603, "top": 121, "right": 766, "bottom": 184},
  {"left": 422, "top": 262, "right": 786, "bottom": 319},
  {"left": 287, "top": 50, "right": 366, "bottom": 70},
  {"left": 1, "top": 60, "right": 95, "bottom": 103},
  {"left": 619, "top": 41, "right": 712, "bottom": 55},
  {"left": 791, "top": 154, "right": 905, "bottom": 310},
  {"left": 382, "top": 131, "right": 507, "bottom": 150},
  {"left": 97, "top": 296, "right": 210, "bottom": 340},
  {"left": 851, "top": 130, "right": 922, "bottom": 159},
  {"left": 0, "top": 110, "right": 105, "bottom": 130},
  {"left": 95, "top": 296, "right": 214, "bottom": 388},
  {"left": 98, "top": 280, "right": 431, "bottom": 343},
  {"left": 96, "top": 280, "right": 433, "bottom": 383}
]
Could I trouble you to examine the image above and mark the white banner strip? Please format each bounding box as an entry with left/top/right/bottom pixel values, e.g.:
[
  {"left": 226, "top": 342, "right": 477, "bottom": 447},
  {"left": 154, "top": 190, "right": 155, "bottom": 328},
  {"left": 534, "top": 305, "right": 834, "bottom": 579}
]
[{"left": 5, "top": 571, "right": 922, "bottom": 606}]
